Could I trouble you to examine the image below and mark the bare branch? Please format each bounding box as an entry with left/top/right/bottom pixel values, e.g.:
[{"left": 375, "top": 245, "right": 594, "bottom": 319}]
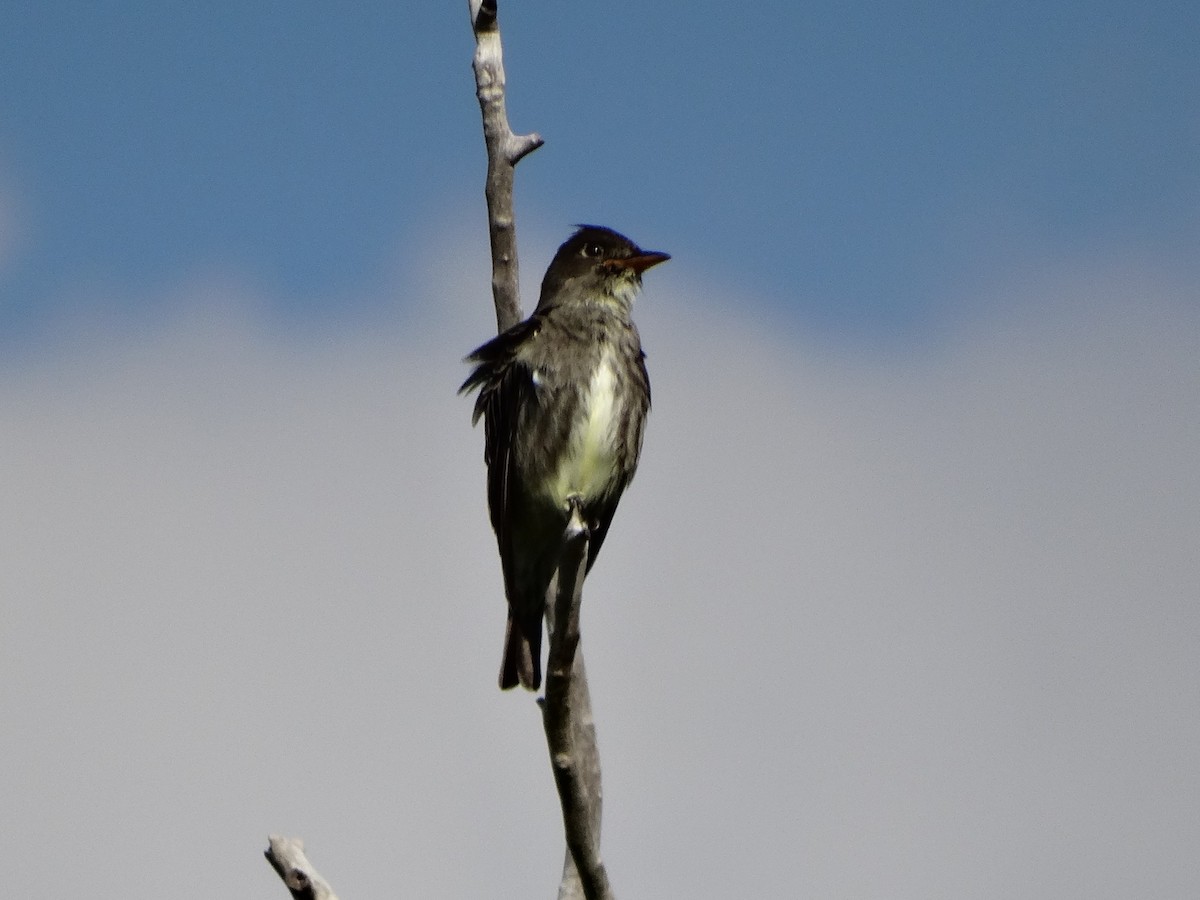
[
  {"left": 264, "top": 836, "right": 340, "bottom": 900},
  {"left": 467, "top": 0, "right": 544, "bottom": 333},
  {"left": 467, "top": 6, "right": 612, "bottom": 897},
  {"left": 541, "top": 505, "right": 616, "bottom": 900}
]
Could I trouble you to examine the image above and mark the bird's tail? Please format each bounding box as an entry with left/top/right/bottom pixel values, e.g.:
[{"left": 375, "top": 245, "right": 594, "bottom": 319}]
[{"left": 499, "top": 610, "right": 542, "bottom": 691}]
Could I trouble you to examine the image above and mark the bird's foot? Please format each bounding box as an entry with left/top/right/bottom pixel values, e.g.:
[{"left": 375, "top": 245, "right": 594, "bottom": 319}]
[{"left": 563, "top": 494, "right": 589, "bottom": 538}]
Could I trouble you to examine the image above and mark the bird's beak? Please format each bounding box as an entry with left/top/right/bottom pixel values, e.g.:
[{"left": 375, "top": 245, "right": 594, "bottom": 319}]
[{"left": 613, "top": 250, "right": 671, "bottom": 274}]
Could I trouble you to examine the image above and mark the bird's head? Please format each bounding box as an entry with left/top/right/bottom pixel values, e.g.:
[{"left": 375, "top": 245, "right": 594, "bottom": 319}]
[{"left": 537, "top": 225, "right": 670, "bottom": 312}]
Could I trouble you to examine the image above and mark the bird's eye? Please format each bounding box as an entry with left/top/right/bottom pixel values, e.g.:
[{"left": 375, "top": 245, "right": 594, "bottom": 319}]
[{"left": 580, "top": 242, "right": 604, "bottom": 258}]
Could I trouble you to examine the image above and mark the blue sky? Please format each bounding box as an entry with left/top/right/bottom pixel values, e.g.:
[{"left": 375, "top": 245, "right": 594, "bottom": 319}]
[
  {"left": 2, "top": 1, "right": 1195, "bottom": 346},
  {"left": 3, "top": 4, "right": 1199, "bottom": 899}
]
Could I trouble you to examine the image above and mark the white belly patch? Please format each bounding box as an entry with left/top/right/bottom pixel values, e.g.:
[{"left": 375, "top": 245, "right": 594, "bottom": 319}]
[{"left": 551, "top": 350, "right": 621, "bottom": 505}]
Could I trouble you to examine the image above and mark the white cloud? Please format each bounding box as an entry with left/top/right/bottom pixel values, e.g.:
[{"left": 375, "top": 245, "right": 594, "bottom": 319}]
[{"left": 2, "top": 252, "right": 1197, "bottom": 898}]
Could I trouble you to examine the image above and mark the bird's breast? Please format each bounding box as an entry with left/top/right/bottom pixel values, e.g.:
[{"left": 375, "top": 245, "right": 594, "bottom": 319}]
[{"left": 548, "top": 348, "right": 623, "bottom": 506}]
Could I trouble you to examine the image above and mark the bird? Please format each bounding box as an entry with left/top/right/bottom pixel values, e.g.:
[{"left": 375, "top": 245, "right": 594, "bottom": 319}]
[{"left": 460, "top": 225, "right": 669, "bottom": 690}]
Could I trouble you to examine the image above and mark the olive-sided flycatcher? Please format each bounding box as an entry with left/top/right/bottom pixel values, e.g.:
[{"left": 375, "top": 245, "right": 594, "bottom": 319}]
[{"left": 461, "top": 225, "right": 669, "bottom": 690}]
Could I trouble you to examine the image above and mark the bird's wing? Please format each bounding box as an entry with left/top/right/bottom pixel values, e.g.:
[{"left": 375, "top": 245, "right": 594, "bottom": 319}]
[
  {"left": 459, "top": 318, "right": 539, "bottom": 421},
  {"left": 460, "top": 318, "right": 542, "bottom": 594}
]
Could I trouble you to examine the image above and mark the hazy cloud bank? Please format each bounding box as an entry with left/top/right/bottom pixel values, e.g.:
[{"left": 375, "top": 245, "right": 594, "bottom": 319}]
[{"left": 2, "top": 254, "right": 1196, "bottom": 898}]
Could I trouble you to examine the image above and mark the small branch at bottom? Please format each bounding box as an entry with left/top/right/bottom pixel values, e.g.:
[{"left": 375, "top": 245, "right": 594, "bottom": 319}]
[{"left": 264, "top": 835, "right": 340, "bottom": 900}]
